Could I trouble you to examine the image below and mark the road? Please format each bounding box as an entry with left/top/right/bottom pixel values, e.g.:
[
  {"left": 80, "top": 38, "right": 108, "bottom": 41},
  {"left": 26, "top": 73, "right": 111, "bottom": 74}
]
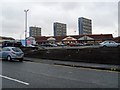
[{"left": 0, "top": 60, "right": 119, "bottom": 89}]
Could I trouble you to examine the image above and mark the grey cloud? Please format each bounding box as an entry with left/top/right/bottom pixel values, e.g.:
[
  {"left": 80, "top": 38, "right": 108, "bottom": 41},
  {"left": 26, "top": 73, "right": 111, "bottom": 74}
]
[
  {"left": 118, "top": 1, "right": 120, "bottom": 36},
  {"left": 60, "top": 2, "right": 81, "bottom": 11},
  {"left": 1, "top": 1, "right": 118, "bottom": 39}
]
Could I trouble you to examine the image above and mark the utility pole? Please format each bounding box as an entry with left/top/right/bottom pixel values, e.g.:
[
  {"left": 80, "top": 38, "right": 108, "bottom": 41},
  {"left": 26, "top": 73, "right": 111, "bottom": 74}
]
[{"left": 24, "top": 9, "right": 29, "bottom": 46}]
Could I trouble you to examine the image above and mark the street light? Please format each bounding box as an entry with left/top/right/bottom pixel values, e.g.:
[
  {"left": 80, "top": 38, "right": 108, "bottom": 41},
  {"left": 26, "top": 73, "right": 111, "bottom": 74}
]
[{"left": 24, "top": 9, "right": 29, "bottom": 46}]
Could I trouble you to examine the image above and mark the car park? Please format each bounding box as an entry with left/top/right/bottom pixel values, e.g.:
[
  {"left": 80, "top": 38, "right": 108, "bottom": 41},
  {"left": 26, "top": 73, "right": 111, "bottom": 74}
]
[
  {"left": 75, "top": 43, "right": 84, "bottom": 46},
  {"left": 41, "top": 43, "right": 51, "bottom": 47},
  {"left": 41, "top": 43, "right": 57, "bottom": 47},
  {"left": 50, "top": 44, "right": 57, "bottom": 47},
  {"left": 69, "top": 43, "right": 76, "bottom": 47},
  {"left": 57, "top": 43, "right": 66, "bottom": 47},
  {"left": 0, "top": 47, "right": 24, "bottom": 62},
  {"left": 99, "top": 40, "right": 119, "bottom": 47},
  {"left": 27, "top": 44, "right": 35, "bottom": 47},
  {"left": 2, "top": 40, "right": 23, "bottom": 48}
]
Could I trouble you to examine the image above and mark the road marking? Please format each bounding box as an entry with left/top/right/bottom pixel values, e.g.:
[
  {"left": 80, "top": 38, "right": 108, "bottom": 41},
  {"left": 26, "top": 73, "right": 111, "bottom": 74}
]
[{"left": 0, "top": 75, "right": 29, "bottom": 85}]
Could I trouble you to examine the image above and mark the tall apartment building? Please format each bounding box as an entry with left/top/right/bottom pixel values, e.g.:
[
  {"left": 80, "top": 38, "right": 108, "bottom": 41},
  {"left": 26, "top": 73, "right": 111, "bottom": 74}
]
[
  {"left": 29, "top": 26, "right": 41, "bottom": 37},
  {"left": 53, "top": 22, "right": 67, "bottom": 36},
  {"left": 78, "top": 17, "right": 92, "bottom": 35}
]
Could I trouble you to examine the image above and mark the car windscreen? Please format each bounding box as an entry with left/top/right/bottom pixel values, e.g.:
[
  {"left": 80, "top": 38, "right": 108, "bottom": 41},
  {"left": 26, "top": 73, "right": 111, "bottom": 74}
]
[{"left": 12, "top": 48, "right": 22, "bottom": 52}]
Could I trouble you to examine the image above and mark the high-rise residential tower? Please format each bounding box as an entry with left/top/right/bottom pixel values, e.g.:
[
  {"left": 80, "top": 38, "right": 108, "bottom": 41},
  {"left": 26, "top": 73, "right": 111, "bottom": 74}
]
[
  {"left": 53, "top": 22, "right": 67, "bottom": 36},
  {"left": 78, "top": 17, "right": 92, "bottom": 35},
  {"left": 29, "top": 26, "right": 41, "bottom": 37}
]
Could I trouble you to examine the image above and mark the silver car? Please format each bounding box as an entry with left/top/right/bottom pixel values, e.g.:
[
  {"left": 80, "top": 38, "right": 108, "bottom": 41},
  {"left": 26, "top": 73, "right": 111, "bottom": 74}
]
[
  {"left": 99, "top": 41, "right": 119, "bottom": 47},
  {"left": 0, "top": 47, "right": 24, "bottom": 62}
]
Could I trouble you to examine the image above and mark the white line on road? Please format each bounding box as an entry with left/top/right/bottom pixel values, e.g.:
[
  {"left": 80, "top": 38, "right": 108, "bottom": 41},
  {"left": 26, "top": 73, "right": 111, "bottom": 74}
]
[{"left": 0, "top": 75, "right": 29, "bottom": 85}]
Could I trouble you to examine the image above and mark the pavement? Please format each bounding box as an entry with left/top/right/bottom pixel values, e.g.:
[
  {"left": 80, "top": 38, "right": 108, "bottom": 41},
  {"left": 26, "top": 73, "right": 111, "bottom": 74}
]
[{"left": 24, "top": 57, "right": 120, "bottom": 72}]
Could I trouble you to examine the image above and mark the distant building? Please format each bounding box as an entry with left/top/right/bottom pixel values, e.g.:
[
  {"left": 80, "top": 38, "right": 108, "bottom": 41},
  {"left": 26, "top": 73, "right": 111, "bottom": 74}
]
[
  {"left": 0, "top": 36, "right": 23, "bottom": 47},
  {"left": 34, "top": 34, "right": 113, "bottom": 45},
  {"left": 29, "top": 26, "right": 41, "bottom": 37},
  {"left": 0, "top": 36, "right": 14, "bottom": 41},
  {"left": 113, "top": 36, "right": 120, "bottom": 43},
  {"left": 0, "top": 36, "right": 15, "bottom": 46},
  {"left": 54, "top": 22, "right": 67, "bottom": 36},
  {"left": 78, "top": 17, "right": 92, "bottom": 35}
]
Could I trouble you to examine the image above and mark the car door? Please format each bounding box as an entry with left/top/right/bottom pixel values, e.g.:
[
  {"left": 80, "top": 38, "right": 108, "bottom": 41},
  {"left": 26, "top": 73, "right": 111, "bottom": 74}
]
[
  {"left": 109, "top": 41, "right": 116, "bottom": 47},
  {"left": 103, "top": 41, "right": 109, "bottom": 47},
  {"left": 110, "top": 41, "right": 114, "bottom": 47},
  {"left": 107, "top": 41, "right": 112, "bottom": 47},
  {"left": 2, "top": 48, "right": 11, "bottom": 58},
  {"left": 111, "top": 41, "right": 117, "bottom": 47}
]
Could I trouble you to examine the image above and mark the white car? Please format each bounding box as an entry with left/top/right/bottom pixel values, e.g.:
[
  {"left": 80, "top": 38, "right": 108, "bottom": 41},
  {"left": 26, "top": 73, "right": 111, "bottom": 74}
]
[
  {"left": 0, "top": 47, "right": 24, "bottom": 62},
  {"left": 99, "top": 41, "right": 119, "bottom": 47},
  {"left": 27, "top": 44, "right": 35, "bottom": 47}
]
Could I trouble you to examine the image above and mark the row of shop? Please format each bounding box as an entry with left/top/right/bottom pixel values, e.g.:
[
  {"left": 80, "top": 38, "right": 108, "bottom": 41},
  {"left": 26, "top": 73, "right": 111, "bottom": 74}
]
[
  {"left": 34, "top": 34, "right": 114, "bottom": 45},
  {"left": 1, "top": 34, "right": 120, "bottom": 46}
]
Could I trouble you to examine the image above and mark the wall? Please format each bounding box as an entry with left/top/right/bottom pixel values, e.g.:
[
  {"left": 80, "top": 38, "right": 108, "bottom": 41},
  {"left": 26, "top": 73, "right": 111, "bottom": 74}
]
[{"left": 24, "top": 47, "right": 120, "bottom": 65}]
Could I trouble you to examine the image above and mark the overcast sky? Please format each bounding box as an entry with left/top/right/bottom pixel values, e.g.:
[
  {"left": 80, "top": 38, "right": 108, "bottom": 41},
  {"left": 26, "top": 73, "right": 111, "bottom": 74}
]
[{"left": 1, "top": 0, "right": 119, "bottom": 39}]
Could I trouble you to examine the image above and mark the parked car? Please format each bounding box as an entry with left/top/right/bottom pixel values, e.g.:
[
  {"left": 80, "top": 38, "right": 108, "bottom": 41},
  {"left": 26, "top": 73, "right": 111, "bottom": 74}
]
[
  {"left": 50, "top": 44, "right": 57, "bottom": 47},
  {"left": 41, "top": 43, "right": 51, "bottom": 47},
  {"left": 75, "top": 43, "right": 84, "bottom": 46},
  {"left": 118, "top": 43, "right": 120, "bottom": 46},
  {"left": 0, "top": 48, "right": 2, "bottom": 59},
  {"left": 27, "top": 44, "right": 35, "bottom": 47},
  {"left": 2, "top": 40, "right": 23, "bottom": 48},
  {"left": 99, "top": 41, "right": 119, "bottom": 47},
  {"left": 69, "top": 43, "right": 76, "bottom": 47},
  {"left": 41, "top": 43, "right": 57, "bottom": 47},
  {"left": 57, "top": 43, "right": 66, "bottom": 47},
  {"left": 0, "top": 47, "right": 24, "bottom": 62}
]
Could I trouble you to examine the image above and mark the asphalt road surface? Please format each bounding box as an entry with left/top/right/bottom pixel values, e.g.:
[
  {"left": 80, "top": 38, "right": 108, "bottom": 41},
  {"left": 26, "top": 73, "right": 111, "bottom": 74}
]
[{"left": 0, "top": 60, "right": 119, "bottom": 89}]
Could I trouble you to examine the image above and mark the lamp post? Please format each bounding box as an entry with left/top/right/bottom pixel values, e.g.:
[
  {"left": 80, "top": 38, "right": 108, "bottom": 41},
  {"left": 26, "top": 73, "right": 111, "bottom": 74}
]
[{"left": 24, "top": 9, "right": 29, "bottom": 46}]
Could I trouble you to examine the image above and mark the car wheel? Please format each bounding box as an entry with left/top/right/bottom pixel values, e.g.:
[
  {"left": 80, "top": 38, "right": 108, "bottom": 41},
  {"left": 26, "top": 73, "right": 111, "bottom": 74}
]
[
  {"left": 19, "top": 58, "right": 23, "bottom": 62},
  {"left": 103, "top": 45, "right": 107, "bottom": 48},
  {"left": 7, "top": 55, "right": 12, "bottom": 61},
  {"left": 117, "top": 45, "right": 120, "bottom": 48}
]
